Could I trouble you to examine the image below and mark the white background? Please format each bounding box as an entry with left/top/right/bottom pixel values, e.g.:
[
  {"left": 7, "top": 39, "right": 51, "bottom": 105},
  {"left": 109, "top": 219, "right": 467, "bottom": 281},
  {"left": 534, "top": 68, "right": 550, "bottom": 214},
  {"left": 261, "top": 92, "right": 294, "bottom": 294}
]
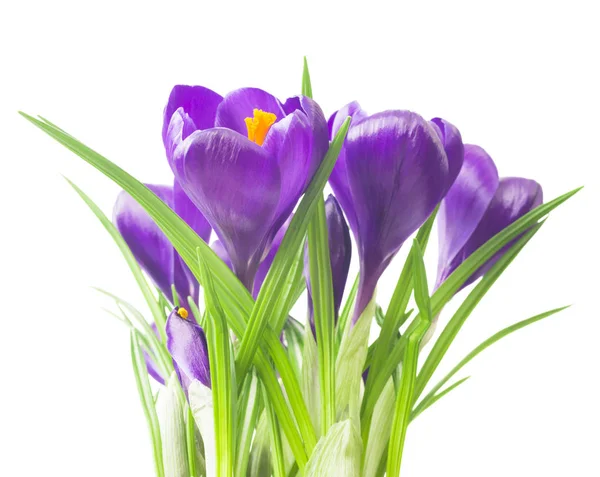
[{"left": 1, "top": 0, "right": 599, "bottom": 475}]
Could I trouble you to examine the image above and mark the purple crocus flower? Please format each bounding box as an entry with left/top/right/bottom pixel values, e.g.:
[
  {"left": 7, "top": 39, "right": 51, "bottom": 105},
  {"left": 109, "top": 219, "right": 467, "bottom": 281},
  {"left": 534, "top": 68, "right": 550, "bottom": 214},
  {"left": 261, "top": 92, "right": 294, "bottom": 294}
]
[
  {"left": 113, "top": 183, "right": 211, "bottom": 306},
  {"left": 162, "top": 85, "right": 329, "bottom": 292},
  {"left": 166, "top": 306, "right": 211, "bottom": 389},
  {"left": 328, "top": 102, "right": 463, "bottom": 322},
  {"left": 436, "top": 144, "right": 543, "bottom": 289},
  {"left": 304, "top": 194, "right": 352, "bottom": 334}
]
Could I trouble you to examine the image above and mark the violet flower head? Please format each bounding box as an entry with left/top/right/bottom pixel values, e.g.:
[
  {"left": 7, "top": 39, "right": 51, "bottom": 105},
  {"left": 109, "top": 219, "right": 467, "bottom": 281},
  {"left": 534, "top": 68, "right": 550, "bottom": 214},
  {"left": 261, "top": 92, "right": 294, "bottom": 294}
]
[
  {"left": 436, "top": 144, "right": 543, "bottom": 289},
  {"left": 163, "top": 85, "right": 329, "bottom": 292},
  {"left": 328, "top": 102, "right": 463, "bottom": 322},
  {"left": 166, "top": 306, "right": 211, "bottom": 389},
  {"left": 304, "top": 194, "right": 352, "bottom": 333},
  {"left": 113, "top": 183, "right": 211, "bottom": 306}
]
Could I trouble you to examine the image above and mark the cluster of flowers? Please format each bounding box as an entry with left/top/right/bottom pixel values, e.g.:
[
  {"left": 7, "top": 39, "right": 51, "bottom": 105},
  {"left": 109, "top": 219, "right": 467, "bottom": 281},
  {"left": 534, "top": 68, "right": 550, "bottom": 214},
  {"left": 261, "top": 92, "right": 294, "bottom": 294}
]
[{"left": 113, "top": 85, "right": 542, "bottom": 391}]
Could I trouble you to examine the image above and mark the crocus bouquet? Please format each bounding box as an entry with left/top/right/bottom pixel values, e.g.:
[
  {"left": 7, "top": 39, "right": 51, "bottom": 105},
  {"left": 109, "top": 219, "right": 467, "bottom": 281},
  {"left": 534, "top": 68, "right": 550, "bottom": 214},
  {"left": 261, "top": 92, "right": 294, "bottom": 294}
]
[{"left": 22, "top": 60, "right": 579, "bottom": 477}]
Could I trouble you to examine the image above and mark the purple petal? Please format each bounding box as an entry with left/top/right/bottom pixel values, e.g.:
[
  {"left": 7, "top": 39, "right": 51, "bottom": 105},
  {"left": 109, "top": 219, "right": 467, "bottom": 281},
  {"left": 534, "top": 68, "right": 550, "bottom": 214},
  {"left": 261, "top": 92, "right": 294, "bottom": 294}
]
[
  {"left": 253, "top": 215, "right": 292, "bottom": 298},
  {"left": 162, "top": 85, "right": 223, "bottom": 147},
  {"left": 441, "top": 176, "right": 543, "bottom": 288},
  {"left": 215, "top": 87, "right": 286, "bottom": 136},
  {"left": 436, "top": 144, "right": 499, "bottom": 286},
  {"left": 174, "top": 128, "right": 281, "bottom": 290},
  {"left": 333, "top": 110, "right": 450, "bottom": 320},
  {"left": 145, "top": 323, "right": 165, "bottom": 385},
  {"left": 328, "top": 101, "right": 368, "bottom": 139},
  {"left": 430, "top": 117, "right": 465, "bottom": 191},
  {"left": 262, "top": 112, "right": 312, "bottom": 227},
  {"left": 166, "top": 307, "right": 211, "bottom": 388},
  {"left": 113, "top": 185, "right": 175, "bottom": 300}
]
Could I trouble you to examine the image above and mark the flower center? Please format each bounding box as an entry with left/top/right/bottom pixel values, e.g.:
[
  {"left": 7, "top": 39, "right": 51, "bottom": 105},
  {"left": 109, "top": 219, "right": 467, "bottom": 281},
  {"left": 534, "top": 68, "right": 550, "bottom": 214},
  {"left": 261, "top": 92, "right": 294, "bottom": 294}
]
[
  {"left": 244, "top": 109, "right": 277, "bottom": 146},
  {"left": 176, "top": 307, "right": 189, "bottom": 319}
]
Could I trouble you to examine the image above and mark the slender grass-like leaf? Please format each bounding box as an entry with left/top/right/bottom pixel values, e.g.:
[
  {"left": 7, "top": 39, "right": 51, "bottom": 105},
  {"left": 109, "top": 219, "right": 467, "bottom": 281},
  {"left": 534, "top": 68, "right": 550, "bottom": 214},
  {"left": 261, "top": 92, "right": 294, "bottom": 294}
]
[
  {"left": 302, "top": 56, "right": 313, "bottom": 98},
  {"left": 336, "top": 275, "right": 358, "bottom": 350},
  {"left": 235, "top": 118, "right": 351, "bottom": 378},
  {"left": 414, "top": 305, "right": 569, "bottom": 417},
  {"left": 196, "top": 253, "right": 236, "bottom": 477},
  {"left": 283, "top": 318, "right": 305, "bottom": 382},
  {"left": 130, "top": 330, "right": 165, "bottom": 477},
  {"left": 235, "top": 371, "right": 262, "bottom": 477},
  {"left": 307, "top": 196, "right": 336, "bottom": 435},
  {"left": 410, "top": 377, "right": 471, "bottom": 421},
  {"left": 185, "top": 405, "right": 199, "bottom": 477},
  {"left": 302, "top": 324, "right": 321, "bottom": 437},
  {"left": 247, "top": 413, "right": 272, "bottom": 477},
  {"left": 386, "top": 240, "right": 432, "bottom": 477},
  {"left": 271, "top": 244, "right": 306, "bottom": 335},
  {"left": 21, "top": 113, "right": 322, "bottom": 463},
  {"left": 263, "top": 383, "right": 287, "bottom": 477},
  {"left": 362, "top": 379, "right": 395, "bottom": 477}
]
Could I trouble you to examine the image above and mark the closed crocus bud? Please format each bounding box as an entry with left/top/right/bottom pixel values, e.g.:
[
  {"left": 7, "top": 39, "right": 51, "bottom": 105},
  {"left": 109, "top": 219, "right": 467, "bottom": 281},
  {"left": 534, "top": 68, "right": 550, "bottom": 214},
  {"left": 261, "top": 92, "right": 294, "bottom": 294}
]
[
  {"left": 164, "top": 85, "right": 328, "bottom": 292},
  {"left": 329, "top": 103, "right": 462, "bottom": 322},
  {"left": 166, "top": 307, "right": 211, "bottom": 389},
  {"left": 436, "top": 144, "right": 543, "bottom": 290},
  {"left": 305, "top": 195, "right": 352, "bottom": 334}
]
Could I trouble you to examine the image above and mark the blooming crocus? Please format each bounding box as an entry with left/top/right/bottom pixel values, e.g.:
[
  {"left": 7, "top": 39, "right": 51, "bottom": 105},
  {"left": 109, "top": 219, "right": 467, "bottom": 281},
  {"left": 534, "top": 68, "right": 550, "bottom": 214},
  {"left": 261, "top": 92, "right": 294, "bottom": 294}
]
[
  {"left": 166, "top": 306, "right": 211, "bottom": 389},
  {"left": 436, "top": 144, "right": 543, "bottom": 289},
  {"left": 328, "top": 102, "right": 463, "bottom": 322},
  {"left": 113, "top": 183, "right": 211, "bottom": 306},
  {"left": 163, "top": 85, "right": 329, "bottom": 292},
  {"left": 304, "top": 194, "right": 352, "bottom": 334}
]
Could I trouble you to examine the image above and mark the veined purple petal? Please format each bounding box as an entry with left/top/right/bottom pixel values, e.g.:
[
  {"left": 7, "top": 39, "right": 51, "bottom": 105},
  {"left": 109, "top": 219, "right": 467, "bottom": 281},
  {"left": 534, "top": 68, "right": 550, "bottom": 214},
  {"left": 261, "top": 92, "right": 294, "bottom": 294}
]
[
  {"left": 166, "top": 307, "right": 211, "bottom": 388},
  {"left": 211, "top": 216, "right": 291, "bottom": 299},
  {"left": 283, "top": 96, "right": 329, "bottom": 185},
  {"left": 430, "top": 117, "right": 465, "bottom": 191},
  {"left": 145, "top": 322, "right": 165, "bottom": 385},
  {"left": 114, "top": 185, "right": 175, "bottom": 300},
  {"left": 328, "top": 101, "right": 368, "bottom": 138},
  {"left": 436, "top": 144, "right": 499, "bottom": 287},
  {"left": 331, "top": 110, "right": 450, "bottom": 321},
  {"left": 175, "top": 128, "right": 281, "bottom": 290},
  {"left": 215, "top": 87, "right": 286, "bottom": 136},
  {"left": 162, "top": 85, "right": 223, "bottom": 147},
  {"left": 253, "top": 215, "right": 292, "bottom": 298},
  {"left": 305, "top": 195, "right": 352, "bottom": 334},
  {"left": 440, "top": 176, "right": 543, "bottom": 289}
]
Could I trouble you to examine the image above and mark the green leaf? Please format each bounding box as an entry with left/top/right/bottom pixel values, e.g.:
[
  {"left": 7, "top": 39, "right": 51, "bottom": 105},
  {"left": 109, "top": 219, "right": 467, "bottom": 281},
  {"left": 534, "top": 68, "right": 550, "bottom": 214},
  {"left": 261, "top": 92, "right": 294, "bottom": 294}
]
[
  {"left": 386, "top": 240, "right": 432, "bottom": 477},
  {"left": 158, "top": 374, "right": 190, "bottom": 477},
  {"left": 302, "top": 325, "right": 321, "bottom": 437},
  {"left": 302, "top": 56, "right": 313, "bottom": 98},
  {"left": 235, "top": 371, "right": 262, "bottom": 477},
  {"left": 283, "top": 318, "right": 305, "bottom": 382},
  {"left": 247, "top": 412, "right": 272, "bottom": 477},
  {"left": 410, "top": 377, "right": 471, "bottom": 421},
  {"left": 130, "top": 330, "right": 165, "bottom": 477},
  {"left": 362, "top": 379, "right": 395, "bottom": 477},
  {"left": 336, "top": 298, "right": 376, "bottom": 430},
  {"left": 235, "top": 117, "right": 351, "bottom": 378},
  {"left": 307, "top": 196, "right": 336, "bottom": 435},
  {"left": 413, "top": 305, "right": 569, "bottom": 418},
  {"left": 263, "top": 383, "right": 287, "bottom": 477},
  {"left": 305, "top": 420, "right": 362, "bottom": 477},
  {"left": 196, "top": 253, "right": 237, "bottom": 477},
  {"left": 336, "top": 275, "right": 358, "bottom": 350},
  {"left": 188, "top": 380, "right": 215, "bottom": 477}
]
